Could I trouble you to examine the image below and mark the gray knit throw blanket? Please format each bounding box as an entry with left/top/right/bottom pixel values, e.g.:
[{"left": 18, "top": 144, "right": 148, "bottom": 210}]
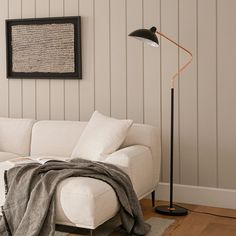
[{"left": 0, "top": 158, "right": 150, "bottom": 236}]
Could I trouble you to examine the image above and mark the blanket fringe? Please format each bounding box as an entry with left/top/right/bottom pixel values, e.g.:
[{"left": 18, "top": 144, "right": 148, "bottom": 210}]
[
  {"left": 2, "top": 170, "right": 11, "bottom": 235},
  {"left": 1, "top": 206, "right": 12, "bottom": 236},
  {"left": 4, "top": 170, "right": 9, "bottom": 196}
]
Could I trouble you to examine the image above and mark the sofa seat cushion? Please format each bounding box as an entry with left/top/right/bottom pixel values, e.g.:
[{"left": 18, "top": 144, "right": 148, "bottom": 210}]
[
  {"left": 0, "top": 152, "right": 20, "bottom": 162},
  {"left": 55, "top": 177, "right": 119, "bottom": 229},
  {"left": 0, "top": 163, "right": 119, "bottom": 229}
]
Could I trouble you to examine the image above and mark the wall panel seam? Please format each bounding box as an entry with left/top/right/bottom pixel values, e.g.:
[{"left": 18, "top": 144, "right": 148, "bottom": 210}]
[
  {"left": 196, "top": 0, "right": 199, "bottom": 186},
  {"left": 93, "top": 0, "right": 95, "bottom": 111},
  {"left": 125, "top": 0, "right": 128, "bottom": 119},
  {"left": 109, "top": 0, "right": 111, "bottom": 117},
  {"left": 160, "top": 0, "right": 163, "bottom": 182},
  {"left": 177, "top": 0, "right": 181, "bottom": 184},
  {"left": 142, "top": 0, "right": 144, "bottom": 124},
  {"left": 7, "top": 0, "right": 10, "bottom": 117},
  {"left": 215, "top": 0, "right": 219, "bottom": 188}
]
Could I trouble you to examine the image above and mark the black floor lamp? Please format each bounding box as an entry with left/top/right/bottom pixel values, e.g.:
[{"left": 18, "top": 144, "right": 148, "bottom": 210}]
[{"left": 129, "top": 27, "right": 192, "bottom": 216}]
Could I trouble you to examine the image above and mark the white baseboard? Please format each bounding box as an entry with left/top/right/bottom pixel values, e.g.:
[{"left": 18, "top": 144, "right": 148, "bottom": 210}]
[{"left": 154, "top": 182, "right": 236, "bottom": 210}]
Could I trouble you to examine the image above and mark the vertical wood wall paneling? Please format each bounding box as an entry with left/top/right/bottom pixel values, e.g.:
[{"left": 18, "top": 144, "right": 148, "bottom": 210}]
[
  {"left": 1, "top": 0, "right": 236, "bottom": 191},
  {"left": 127, "top": 0, "right": 144, "bottom": 123},
  {"left": 79, "top": 0, "right": 95, "bottom": 121},
  {"left": 49, "top": 0, "right": 65, "bottom": 120},
  {"left": 64, "top": 0, "right": 79, "bottom": 121},
  {"left": 94, "top": 0, "right": 110, "bottom": 116},
  {"left": 22, "top": 0, "right": 36, "bottom": 119},
  {"left": 9, "top": 0, "right": 22, "bottom": 118},
  {"left": 217, "top": 0, "right": 236, "bottom": 189},
  {"left": 35, "top": 0, "right": 50, "bottom": 120},
  {"left": 110, "top": 0, "right": 126, "bottom": 119},
  {"left": 0, "top": 0, "right": 9, "bottom": 117},
  {"left": 179, "top": 0, "right": 198, "bottom": 185},
  {"left": 143, "top": 0, "right": 161, "bottom": 128},
  {"left": 161, "top": 0, "right": 180, "bottom": 183},
  {"left": 198, "top": 0, "right": 217, "bottom": 187}
]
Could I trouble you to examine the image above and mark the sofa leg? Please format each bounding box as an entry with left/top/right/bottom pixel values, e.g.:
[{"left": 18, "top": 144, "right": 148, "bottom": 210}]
[
  {"left": 151, "top": 191, "right": 155, "bottom": 208},
  {"left": 89, "top": 229, "right": 95, "bottom": 236}
]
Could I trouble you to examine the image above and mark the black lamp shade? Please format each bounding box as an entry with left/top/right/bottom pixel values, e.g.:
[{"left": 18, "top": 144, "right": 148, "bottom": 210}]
[{"left": 129, "top": 27, "right": 159, "bottom": 47}]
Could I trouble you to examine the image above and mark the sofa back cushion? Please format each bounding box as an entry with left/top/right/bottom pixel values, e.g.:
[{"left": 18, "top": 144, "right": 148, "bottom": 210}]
[
  {"left": 71, "top": 111, "right": 133, "bottom": 161},
  {"left": 30, "top": 121, "right": 87, "bottom": 157},
  {"left": 30, "top": 120, "right": 160, "bottom": 184},
  {"left": 0, "top": 117, "right": 35, "bottom": 156}
]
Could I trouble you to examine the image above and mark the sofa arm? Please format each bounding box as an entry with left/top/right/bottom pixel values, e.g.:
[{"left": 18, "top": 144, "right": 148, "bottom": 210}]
[{"left": 104, "top": 145, "right": 154, "bottom": 198}]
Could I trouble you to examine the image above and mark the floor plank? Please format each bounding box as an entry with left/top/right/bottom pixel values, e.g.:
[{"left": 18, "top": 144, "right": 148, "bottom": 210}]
[{"left": 200, "top": 223, "right": 236, "bottom": 236}]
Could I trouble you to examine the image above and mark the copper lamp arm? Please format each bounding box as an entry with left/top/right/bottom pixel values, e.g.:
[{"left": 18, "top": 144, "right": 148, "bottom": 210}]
[{"left": 156, "top": 30, "right": 193, "bottom": 88}]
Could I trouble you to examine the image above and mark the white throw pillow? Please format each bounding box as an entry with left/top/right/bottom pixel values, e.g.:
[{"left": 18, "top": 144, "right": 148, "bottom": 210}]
[{"left": 71, "top": 111, "right": 133, "bottom": 161}]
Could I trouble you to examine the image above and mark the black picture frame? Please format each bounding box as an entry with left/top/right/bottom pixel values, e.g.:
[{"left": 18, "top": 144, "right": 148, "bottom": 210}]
[{"left": 6, "top": 16, "right": 82, "bottom": 79}]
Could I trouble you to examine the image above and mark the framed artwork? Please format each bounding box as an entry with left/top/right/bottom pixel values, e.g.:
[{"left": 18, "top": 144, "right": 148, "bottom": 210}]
[{"left": 6, "top": 16, "right": 82, "bottom": 79}]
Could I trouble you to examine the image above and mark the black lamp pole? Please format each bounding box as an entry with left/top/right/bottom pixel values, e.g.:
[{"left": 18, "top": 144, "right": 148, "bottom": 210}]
[
  {"left": 170, "top": 87, "right": 174, "bottom": 210},
  {"left": 155, "top": 87, "right": 188, "bottom": 216},
  {"left": 129, "top": 26, "right": 192, "bottom": 216}
]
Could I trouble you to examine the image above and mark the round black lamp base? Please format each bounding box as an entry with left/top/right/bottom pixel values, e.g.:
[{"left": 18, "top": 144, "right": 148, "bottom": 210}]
[{"left": 155, "top": 205, "right": 188, "bottom": 216}]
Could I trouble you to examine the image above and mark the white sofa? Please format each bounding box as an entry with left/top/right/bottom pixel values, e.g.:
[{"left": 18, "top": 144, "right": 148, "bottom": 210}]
[{"left": 0, "top": 117, "right": 161, "bottom": 233}]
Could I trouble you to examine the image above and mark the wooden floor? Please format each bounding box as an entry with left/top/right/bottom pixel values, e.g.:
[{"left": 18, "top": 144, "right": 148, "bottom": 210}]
[
  {"left": 112, "top": 199, "right": 236, "bottom": 236},
  {"left": 69, "top": 199, "right": 236, "bottom": 236}
]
